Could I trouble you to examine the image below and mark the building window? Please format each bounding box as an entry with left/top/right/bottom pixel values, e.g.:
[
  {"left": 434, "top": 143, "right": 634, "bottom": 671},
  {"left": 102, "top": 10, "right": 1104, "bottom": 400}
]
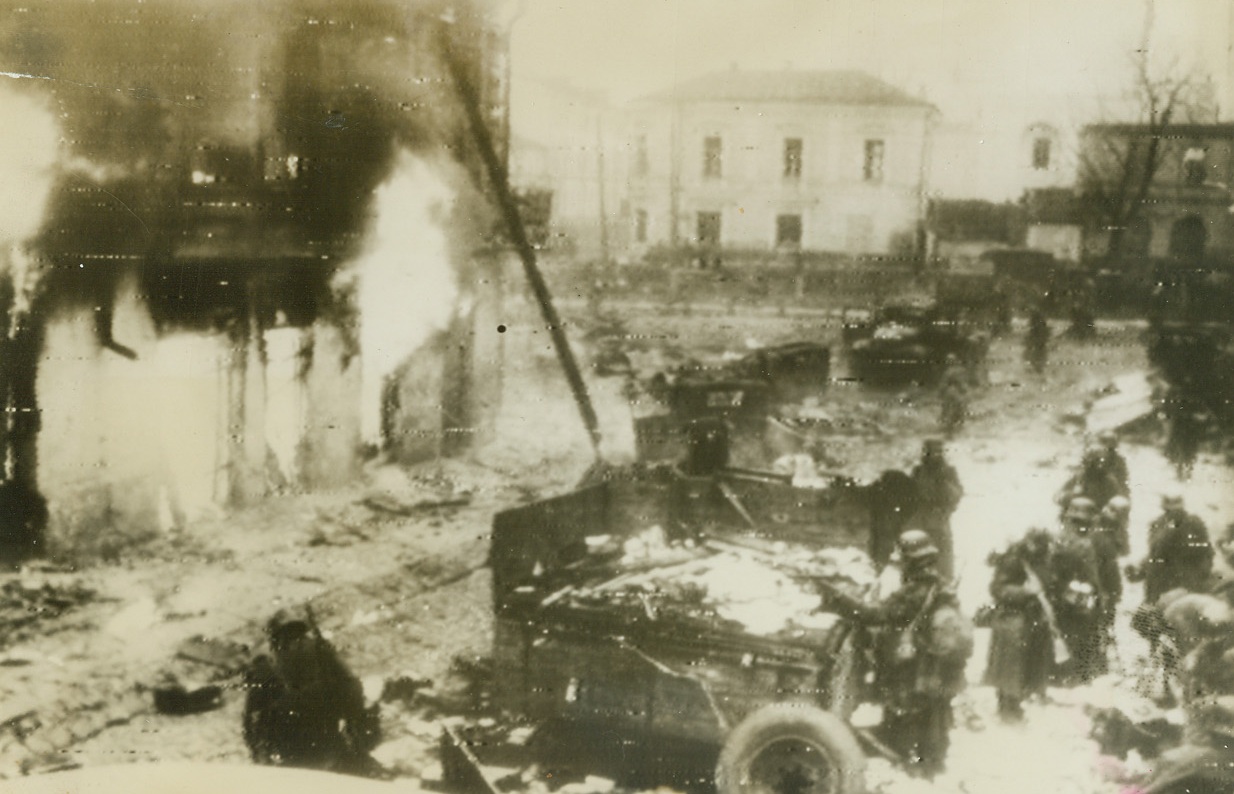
[
  {"left": 1032, "top": 137, "right": 1052, "bottom": 170},
  {"left": 1183, "top": 146, "right": 1207, "bottom": 186},
  {"left": 634, "top": 135, "right": 649, "bottom": 176},
  {"left": 863, "top": 139, "right": 884, "bottom": 182},
  {"left": 697, "top": 211, "right": 721, "bottom": 246},
  {"left": 783, "top": 138, "right": 803, "bottom": 178},
  {"left": 635, "top": 209, "right": 648, "bottom": 243},
  {"left": 703, "top": 136, "right": 722, "bottom": 178},
  {"left": 776, "top": 214, "right": 802, "bottom": 247}
]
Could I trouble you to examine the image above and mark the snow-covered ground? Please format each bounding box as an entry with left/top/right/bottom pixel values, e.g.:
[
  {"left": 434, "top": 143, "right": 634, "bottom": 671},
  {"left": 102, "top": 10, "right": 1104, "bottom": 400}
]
[{"left": 5, "top": 308, "right": 1229, "bottom": 794}]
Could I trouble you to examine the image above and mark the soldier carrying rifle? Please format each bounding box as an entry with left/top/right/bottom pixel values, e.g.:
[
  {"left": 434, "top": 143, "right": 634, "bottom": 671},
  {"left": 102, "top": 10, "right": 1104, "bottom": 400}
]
[{"left": 826, "top": 530, "right": 973, "bottom": 779}]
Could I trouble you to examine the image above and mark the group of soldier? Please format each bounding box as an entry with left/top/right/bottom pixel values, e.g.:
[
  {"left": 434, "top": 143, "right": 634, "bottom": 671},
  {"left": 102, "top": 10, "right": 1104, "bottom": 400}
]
[
  {"left": 982, "top": 429, "right": 1233, "bottom": 790},
  {"left": 830, "top": 430, "right": 1230, "bottom": 784}
]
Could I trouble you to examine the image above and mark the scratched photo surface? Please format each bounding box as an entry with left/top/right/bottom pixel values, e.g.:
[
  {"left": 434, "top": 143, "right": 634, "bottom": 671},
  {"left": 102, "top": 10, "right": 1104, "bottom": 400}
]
[{"left": 1, "top": 1, "right": 1231, "bottom": 793}]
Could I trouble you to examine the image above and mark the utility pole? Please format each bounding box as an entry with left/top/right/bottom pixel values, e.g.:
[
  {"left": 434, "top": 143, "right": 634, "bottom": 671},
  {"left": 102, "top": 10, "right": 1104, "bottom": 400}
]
[
  {"left": 439, "top": 28, "right": 604, "bottom": 459},
  {"left": 596, "top": 113, "right": 610, "bottom": 264},
  {"left": 669, "top": 99, "right": 682, "bottom": 248}
]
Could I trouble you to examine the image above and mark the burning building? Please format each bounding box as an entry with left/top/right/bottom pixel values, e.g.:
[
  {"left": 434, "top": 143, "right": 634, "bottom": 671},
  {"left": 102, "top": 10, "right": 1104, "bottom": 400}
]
[{"left": 0, "top": 0, "right": 509, "bottom": 561}]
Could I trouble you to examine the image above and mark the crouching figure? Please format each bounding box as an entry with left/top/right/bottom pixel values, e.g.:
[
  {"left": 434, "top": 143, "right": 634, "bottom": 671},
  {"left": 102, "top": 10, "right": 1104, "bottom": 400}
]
[{"left": 243, "top": 607, "right": 383, "bottom": 777}]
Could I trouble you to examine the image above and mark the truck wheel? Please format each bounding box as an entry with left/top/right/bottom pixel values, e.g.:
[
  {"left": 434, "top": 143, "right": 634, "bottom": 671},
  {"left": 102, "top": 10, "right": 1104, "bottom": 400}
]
[{"left": 715, "top": 703, "right": 866, "bottom": 794}]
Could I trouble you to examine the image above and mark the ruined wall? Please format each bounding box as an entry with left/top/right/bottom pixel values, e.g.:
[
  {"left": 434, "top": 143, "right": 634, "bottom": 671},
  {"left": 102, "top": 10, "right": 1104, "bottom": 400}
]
[
  {"left": 297, "top": 320, "right": 363, "bottom": 490},
  {"left": 0, "top": 0, "right": 508, "bottom": 557},
  {"left": 37, "top": 270, "right": 194, "bottom": 557},
  {"left": 35, "top": 267, "right": 374, "bottom": 556}
]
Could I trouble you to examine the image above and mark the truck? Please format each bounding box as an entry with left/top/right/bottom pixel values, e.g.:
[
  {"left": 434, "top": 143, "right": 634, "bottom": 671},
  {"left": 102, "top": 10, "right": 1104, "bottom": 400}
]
[
  {"left": 633, "top": 342, "right": 832, "bottom": 465},
  {"left": 842, "top": 301, "right": 985, "bottom": 386},
  {"left": 477, "top": 463, "right": 918, "bottom": 794}
]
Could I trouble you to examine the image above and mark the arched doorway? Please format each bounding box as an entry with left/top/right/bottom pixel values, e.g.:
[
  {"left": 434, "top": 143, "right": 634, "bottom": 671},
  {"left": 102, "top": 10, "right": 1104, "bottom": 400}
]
[{"left": 1168, "top": 215, "right": 1207, "bottom": 260}]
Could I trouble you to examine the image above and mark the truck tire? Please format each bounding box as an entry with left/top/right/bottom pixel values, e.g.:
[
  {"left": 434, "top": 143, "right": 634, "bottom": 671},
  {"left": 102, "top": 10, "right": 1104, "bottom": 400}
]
[{"left": 715, "top": 703, "right": 866, "bottom": 794}]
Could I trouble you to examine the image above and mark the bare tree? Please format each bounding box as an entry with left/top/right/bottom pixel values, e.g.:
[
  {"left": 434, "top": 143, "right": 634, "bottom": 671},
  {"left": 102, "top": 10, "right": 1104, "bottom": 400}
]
[{"left": 1076, "top": 6, "right": 1215, "bottom": 258}]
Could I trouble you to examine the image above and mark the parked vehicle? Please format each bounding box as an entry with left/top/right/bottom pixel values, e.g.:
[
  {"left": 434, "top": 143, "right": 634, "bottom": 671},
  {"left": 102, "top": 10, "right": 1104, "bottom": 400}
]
[
  {"left": 635, "top": 343, "right": 831, "bottom": 465},
  {"left": 843, "top": 302, "right": 983, "bottom": 386},
  {"left": 481, "top": 463, "right": 917, "bottom": 794}
]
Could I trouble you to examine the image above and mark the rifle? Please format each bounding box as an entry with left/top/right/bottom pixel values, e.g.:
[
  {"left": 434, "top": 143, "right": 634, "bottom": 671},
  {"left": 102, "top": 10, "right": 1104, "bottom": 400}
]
[{"left": 1022, "top": 561, "right": 1071, "bottom": 665}]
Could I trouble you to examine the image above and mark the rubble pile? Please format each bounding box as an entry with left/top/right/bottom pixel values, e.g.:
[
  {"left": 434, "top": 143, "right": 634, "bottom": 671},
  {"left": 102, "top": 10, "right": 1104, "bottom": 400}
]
[
  {"left": 562, "top": 528, "right": 876, "bottom": 637},
  {"left": 0, "top": 572, "right": 95, "bottom": 647}
]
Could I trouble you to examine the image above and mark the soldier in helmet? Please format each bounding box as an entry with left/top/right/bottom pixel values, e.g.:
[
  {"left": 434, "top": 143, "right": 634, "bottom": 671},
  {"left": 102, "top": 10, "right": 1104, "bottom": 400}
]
[
  {"left": 1130, "top": 493, "right": 1214, "bottom": 605},
  {"left": 908, "top": 439, "right": 963, "bottom": 579},
  {"left": 984, "top": 528, "right": 1058, "bottom": 721},
  {"left": 1098, "top": 496, "right": 1132, "bottom": 559},
  {"left": 937, "top": 356, "right": 968, "bottom": 437},
  {"left": 1065, "top": 275, "right": 1097, "bottom": 341},
  {"left": 1092, "top": 495, "right": 1131, "bottom": 632},
  {"left": 1062, "top": 496, "right": 1099, "bottom": 535},
  {"left": 1055, "top": 497, "right": 1108, "bottom": 683},
  {"left": 242, "top": 608, "right": 382, "bottom": 776},
  {"left": 681, "top": 416, "right": 730, "bottom": 476},
  {"left": 828, "top": 530, "right": 971, "bottom": 779},
  {"left": 1024, "top": 309, "right": 1051, "bottom": 375},
  {"left": 1058, "top": 434, "right": 1129, "bottom": 515},
  {"left": 1094, "top": 431, "right": 1130, "bottom": 497}
]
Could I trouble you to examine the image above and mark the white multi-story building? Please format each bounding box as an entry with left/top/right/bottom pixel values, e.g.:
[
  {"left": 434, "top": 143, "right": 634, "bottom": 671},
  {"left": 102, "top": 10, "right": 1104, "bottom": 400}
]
[
  {"left": 508, "top": 76, "right": 626, "bottom": 258},
  {"left": 622, "top": 69, "right": 938, "bottom": 258}
]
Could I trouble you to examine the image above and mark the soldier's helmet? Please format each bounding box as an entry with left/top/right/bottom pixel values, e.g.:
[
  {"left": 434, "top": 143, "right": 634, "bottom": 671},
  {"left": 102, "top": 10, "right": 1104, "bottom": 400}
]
[
  {"left": 1097, "top": 430, "right": 1119, "bottom": 448},
  {"left": 1220, "top": 525, "right": 1234, "bottom": 566},
  {"left": 1065, "top": 496, "right": 1098, "bottom": 521},
  {"left": 922, "top": 438, "right": 945, "bottom": 456},
  {"left": 1104, "top": 495, "right": 1131, "bottom": 517},
  {"left": 1162, "top": 592, "right": 1234, "bottom": 640},
  {"left": 1161, "top": 492, "right": 1185, "bottom": 511},
  {"left": 266, "top": 607, "right": 315, "bottom": 649},
  {"left": 898, "top": 529, "right": 940, "bottom": 561},
  {"left": 1023, "top": 527, "right": 1054, "bottom": 554}
]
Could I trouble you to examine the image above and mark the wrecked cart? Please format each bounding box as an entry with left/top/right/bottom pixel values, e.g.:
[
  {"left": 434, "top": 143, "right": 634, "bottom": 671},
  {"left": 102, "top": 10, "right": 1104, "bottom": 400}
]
[{"left": 473, "top": 466, "right": 916, "bottom": 794}]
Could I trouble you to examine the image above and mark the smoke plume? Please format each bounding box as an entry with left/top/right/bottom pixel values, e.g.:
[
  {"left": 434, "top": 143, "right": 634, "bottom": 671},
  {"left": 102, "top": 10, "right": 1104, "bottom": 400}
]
[{"left": 0, "top": 84, "right": 56, "bottom": 244}]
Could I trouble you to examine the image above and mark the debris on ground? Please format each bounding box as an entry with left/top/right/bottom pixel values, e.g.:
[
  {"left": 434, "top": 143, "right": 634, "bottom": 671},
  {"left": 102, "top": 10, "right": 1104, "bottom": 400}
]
[
  {"left": 151, "top": 676, "right": 225, "bottom": 716},
  {"left": 0, "top": 575, "right": 96, "bottom": 647},
  {"left": 175, "top": 635, "right": 251, "bottom": 675},
  {"left": 0, "top": 648, "right": 56, "bottom": 668},
  {"left": 359, "top": 492, "right": 472, "bottom": 517},
  {"left": 1076, "top": 675, "right": 1185, "bottom": 762},
  {"left": 305, "top": 509, "right": 372, "bottom": 547},
  {"left": 380, "top": 673, "right": 434, "bottom": 704},
  {"left": 1065, "top": 372, "right": 1157, "bottom": 435}
]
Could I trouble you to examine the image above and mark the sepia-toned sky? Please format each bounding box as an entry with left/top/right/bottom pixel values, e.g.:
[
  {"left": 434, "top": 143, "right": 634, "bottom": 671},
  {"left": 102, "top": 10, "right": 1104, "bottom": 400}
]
[{"left": 506, "top": 0, "right": 1232, "bottom": 118}]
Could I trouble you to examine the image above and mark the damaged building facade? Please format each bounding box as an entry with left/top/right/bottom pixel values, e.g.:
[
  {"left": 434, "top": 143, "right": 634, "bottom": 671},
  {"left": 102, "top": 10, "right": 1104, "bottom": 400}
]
[{"left": 0, "top": 0, "right": 508, "bottom": 561}]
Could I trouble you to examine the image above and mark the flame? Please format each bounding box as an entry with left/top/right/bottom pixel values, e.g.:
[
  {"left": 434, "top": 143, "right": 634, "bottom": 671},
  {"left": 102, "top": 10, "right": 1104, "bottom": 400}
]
[
  {"left": 0, "top": 85, "right": 58, "bottom": 245},
  {"left": 349, "top": 151, "right": 457, "bottom": 442}
]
